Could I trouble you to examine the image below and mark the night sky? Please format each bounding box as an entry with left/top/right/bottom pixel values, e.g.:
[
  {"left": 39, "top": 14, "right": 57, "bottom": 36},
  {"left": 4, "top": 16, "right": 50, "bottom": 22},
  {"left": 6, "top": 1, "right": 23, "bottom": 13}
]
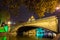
[
  {"left": 10, "top": 5, "right": 60, "bottom": 23},
  {"left": 10, "top": 5, "right": 39, "bottom": 22},
  {"left": 0, "top": 0, "right": 38, "bottom": 23},
  {"left": 0, "top": 0, "right": 60, "bottom": 23},
  {"left": 0, "top": 0, "right": 60, "bottom": 24}
]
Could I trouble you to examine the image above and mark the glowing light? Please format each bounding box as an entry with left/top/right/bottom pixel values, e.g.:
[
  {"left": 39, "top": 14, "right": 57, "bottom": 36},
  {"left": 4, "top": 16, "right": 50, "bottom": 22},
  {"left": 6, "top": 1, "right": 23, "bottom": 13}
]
[
  {"left": 36, "top": 28, "right": 45, "bottom": 38},
  {"left": 48, "top": 33, "right": 52, "bottom": 36},
  {"left": 0, "top": 25, "right": 8, "bottom": 32},
  {"left": 8, "top": 21, "right": 11, "bottom": 24},
  {"left": 56, "top": 7, "right": 60, "bottom": 10},
  {"left": 53, "top": 33, "right": 56, "bottom": 37},
  {"left": 4, "top": 25, "right": 8, "bottom": 32}
]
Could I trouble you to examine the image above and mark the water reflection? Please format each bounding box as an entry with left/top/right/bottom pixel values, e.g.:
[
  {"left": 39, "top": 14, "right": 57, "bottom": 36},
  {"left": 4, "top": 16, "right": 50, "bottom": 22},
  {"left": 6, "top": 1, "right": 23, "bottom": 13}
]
[
  {"left": 0, "top": 34, "right": 52, "bottom": 40},
  {"left": 0, "top": 36, "right": 7, "bottom": 40}
]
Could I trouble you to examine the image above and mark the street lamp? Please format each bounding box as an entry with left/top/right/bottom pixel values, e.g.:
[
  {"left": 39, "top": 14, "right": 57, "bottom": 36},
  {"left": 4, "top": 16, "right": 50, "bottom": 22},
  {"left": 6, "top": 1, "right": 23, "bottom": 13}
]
[
  {"left": 56, "top": 5, "right": 60, "bottom": 10},
  {"left": 56, "top": 6, "right": 60, "bottom": 10},
  {"left": 8, "top": 21, "right": 16, "bottom": 25},
  {"left": 7, "top": 21, "right": 11, "bottom": 32},
  {"left": 8, "top": 21, "right": 12, "bottom": 24}
]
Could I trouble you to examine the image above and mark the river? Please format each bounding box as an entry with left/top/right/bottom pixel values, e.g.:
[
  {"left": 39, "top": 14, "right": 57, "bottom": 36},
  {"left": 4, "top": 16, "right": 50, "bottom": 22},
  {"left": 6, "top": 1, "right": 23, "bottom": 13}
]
[{"left": 0, "top": 33, "right": 52, "bottom": 40}]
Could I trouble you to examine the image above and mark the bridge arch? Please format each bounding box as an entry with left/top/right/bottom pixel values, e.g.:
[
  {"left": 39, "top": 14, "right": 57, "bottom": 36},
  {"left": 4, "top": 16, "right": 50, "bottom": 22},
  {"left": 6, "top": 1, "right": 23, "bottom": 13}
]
[
  {"left": 16, "top": 26, "right": 39, "bottom": 36},
  {"left": 16, "top": 25, "right": 57, "bottom": 36}
]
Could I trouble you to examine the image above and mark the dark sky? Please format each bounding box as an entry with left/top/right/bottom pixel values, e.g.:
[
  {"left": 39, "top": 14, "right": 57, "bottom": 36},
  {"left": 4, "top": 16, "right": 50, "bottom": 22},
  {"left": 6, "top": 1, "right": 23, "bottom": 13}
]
[
  {"left": 10, "top": 5, "right": 39, "bottom": 22},
  {"left": 0, "top": 0, "right": 60, "bottom": 23}
]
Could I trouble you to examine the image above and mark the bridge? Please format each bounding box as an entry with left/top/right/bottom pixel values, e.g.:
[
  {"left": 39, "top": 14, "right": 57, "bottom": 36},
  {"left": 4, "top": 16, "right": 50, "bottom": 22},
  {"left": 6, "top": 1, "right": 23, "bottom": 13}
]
[{"left": 10, "top": 16, "right": 58, "bottom": 36}]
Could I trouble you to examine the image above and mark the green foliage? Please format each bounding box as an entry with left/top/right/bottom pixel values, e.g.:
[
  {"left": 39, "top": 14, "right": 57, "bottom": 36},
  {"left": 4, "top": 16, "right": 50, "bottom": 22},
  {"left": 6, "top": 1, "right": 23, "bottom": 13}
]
[
  {"left": 1, "top": 0, "right": 59, "bottom": 18},
  {"left": 0, "top": 10, "right": 10, "bottom": 22},
  {"left": 23, "top": 0, "right": 58, "bottom": 18}
]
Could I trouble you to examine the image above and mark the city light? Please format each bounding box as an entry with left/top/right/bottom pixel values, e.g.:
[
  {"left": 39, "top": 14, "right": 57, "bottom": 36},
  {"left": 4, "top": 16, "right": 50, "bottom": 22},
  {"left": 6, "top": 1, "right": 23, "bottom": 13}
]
[
  {"left": 56, "top": 7, "right": 60, "bottom": 10},
  {"left": 53, "top": 33, "right": 56, "bottom": 37},
  {"left": 56, "top": 6, "right": 60, "bottom": 10},
  {"left": 8, "top": 21, "right": 12, "bottom": 24},
  {"left": 7, "top": 21, "right": 16, "bottom": 25}
]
